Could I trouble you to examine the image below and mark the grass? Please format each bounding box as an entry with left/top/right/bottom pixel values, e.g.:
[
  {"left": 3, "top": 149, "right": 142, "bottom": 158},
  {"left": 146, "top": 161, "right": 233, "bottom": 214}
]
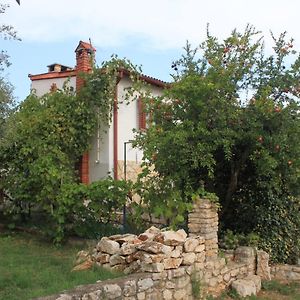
[
  {"left": 210, "top": 280, "right": 300, "bottom": 300},
  {"left": 0, "top": 231, "right": 122, "bottom": 300},
  {"left": 260, "top": 280, "right": 300, "bottom": 300}
]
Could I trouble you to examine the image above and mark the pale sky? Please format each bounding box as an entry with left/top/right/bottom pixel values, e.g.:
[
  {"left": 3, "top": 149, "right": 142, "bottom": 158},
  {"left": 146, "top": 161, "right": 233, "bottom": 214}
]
[{"left": 2, "top": 0, "right": 300, "bottom": 101}]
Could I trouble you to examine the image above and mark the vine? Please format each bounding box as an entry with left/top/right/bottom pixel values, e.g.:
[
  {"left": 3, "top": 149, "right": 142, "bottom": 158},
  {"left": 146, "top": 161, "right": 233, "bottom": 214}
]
[{"left": 0, "top": 56, "right": 144, "bottom": 243}]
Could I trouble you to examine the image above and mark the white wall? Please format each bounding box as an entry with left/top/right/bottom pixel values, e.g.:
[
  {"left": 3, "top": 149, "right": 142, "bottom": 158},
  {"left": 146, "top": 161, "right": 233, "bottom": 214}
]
[
  {"left": 31, "top": 76, "right": 76, "bottom": 97},
  {"left": 116, "top": 76, "right": 163, "bottom": 170},
  {"left": 89, "top": 123, "right": 111, "bottom": 182}
]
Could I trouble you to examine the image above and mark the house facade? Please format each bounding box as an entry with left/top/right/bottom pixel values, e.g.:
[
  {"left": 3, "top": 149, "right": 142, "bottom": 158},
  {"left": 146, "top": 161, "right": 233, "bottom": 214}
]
[{"left": 29, "top": 41, "right": 165, "bottom": 184}]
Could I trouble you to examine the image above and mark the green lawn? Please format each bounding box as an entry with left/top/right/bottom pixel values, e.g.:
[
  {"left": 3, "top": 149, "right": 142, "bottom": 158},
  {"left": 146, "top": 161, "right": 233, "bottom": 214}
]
[{"left": 0, "top": 232, "right": 121, "bottom": 300}]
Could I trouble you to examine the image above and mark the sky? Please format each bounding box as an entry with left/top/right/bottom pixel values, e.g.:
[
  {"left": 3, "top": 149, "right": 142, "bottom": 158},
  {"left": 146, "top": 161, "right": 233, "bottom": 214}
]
[{"left": 2, "top": 0, "right": 300, "bottom": 102}]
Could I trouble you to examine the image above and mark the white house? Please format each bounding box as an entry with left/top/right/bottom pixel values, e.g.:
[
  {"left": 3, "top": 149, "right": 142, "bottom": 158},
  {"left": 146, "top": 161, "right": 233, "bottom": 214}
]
[{"left": 29, "top": 41, "right": 166, "bottom": 184}]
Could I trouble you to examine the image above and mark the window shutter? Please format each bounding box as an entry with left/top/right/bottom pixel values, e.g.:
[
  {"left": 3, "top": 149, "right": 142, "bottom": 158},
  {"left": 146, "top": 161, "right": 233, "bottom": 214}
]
[{"left": 138, "top": 98, "right": 146, "bottom": 130}]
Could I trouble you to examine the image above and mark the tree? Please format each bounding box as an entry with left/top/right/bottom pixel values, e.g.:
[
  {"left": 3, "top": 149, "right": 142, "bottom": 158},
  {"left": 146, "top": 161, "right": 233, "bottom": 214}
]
[
  {"left": 0, "top": 2, "right": 20, "bottom": 140},
  {"left": 0, "top": 58, "right": 140, "bottom": 242},
  {"left": 134, "top": 26, "right": 300, "bottom": 262},
  {"left": 0, "top": 3, "right": 20, "bottom": 70}
]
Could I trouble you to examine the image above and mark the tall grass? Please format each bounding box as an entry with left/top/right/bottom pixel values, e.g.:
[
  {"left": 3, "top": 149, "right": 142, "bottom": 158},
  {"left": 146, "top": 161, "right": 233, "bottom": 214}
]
[{"left": 0, "top": 232, "right": 121, "bottom": 300}]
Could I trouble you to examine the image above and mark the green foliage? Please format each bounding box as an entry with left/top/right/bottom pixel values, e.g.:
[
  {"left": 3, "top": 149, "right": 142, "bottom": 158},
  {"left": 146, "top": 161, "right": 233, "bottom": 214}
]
[
  {"left": 54, "top": 178, "right": 133, "bottom": 242},
  {"left": 219, "top": 229, "right": 260, "bottom": 250},
  {"left": 0, "top": 56, "right": 140, "bottom": 243},
  {"left": 0, "top": 3, "right": 18, "bottom": 144},
  {"left": 0, "top": 3, "right": 20, "bottom": 71},
  {"left": 134, "top": 25, "right": 300, "bottom": 262},
  {"left": 0, "top": 77, "right": 14, "bottom": 139},
  {"left": 255, "top": 194, "right": 300, "bottom": 263},
  {"left": 133, "top": 171, "right": 194, "bottom": 228}
]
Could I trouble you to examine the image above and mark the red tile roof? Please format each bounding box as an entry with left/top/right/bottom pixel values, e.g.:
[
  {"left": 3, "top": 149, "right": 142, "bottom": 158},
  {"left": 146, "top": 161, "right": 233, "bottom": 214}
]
[
  {"left": 75, "top": 40, "right": 96, "bottom": 53},
  {"left": 28, "top": 69, "right": 76, "bottom": 81}
]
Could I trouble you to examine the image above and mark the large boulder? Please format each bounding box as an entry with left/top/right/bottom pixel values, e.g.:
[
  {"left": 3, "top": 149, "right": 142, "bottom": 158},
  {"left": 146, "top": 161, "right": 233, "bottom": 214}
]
[
  {"left": 231, "top": 275, "right": 261, "bottom": 297},
  {"left": 97, "top": 238, "right": 120, "bottom": 255}
]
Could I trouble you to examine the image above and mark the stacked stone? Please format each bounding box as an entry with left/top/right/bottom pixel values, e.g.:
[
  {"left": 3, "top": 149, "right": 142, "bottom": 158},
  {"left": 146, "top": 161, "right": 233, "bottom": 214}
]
[
  {"left": 36, "top": 269, "right": 196, "bottom": 300},
  {"left": 91, "top": 226, "right": 206, "bottom": 274},
  {"left": 256, "top": 250, "right": 271, "bottom": 280},
  {"left": 234, "top": 247, "right": 256, "bottom": 276},
  {"left": 188, "top": 198, "right": 219, "bottom": 260},
  {"left": 271, "top": 264, "right": 300, "bottom": 281}
]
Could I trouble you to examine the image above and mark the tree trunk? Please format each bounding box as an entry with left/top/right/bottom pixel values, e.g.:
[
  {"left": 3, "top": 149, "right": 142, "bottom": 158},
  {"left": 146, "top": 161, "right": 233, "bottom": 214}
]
[{"left": 221, "top": 149, "right": 249, "bottom": 217}]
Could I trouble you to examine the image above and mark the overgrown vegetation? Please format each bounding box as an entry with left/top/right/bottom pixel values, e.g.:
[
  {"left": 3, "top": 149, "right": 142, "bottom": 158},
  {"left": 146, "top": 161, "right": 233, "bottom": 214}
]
[
  {"left": 134, "top": 26, "right": 300, "bottom": 263},
  {"left": 0, "top": 231, "right": 121, "bottom": 300},
  {"left": 0, "top": 23, "right": 299, "bottom": 264},
  {"left": 0, "top": 57, "right": 139, "bottom": 243}
]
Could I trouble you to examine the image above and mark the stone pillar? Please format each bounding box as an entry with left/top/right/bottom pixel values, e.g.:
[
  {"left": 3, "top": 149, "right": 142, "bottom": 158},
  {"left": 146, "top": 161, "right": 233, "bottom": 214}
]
[
  {"left": 234, "top": 247, "right": 256, "bottom": 276},
  {"left": 256, "top": 250, "right": 271, "bottom": 280},
  {"left": 188, "top": 198, "right": 219, "bottom": 260}
]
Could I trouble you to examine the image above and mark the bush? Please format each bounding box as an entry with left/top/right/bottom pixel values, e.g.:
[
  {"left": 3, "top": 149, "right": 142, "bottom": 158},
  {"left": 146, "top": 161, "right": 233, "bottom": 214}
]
[{"left": 219, "top": 229, "right": 260, "bottom": 250}]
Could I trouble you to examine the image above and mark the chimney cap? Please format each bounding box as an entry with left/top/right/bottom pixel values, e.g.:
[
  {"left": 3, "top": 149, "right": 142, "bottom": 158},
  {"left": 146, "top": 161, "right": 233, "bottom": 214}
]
[
  {"left": 75, "top": 40, "right": 96, "bottom": 53},
  {"left": 47, "top": 63, "right": 73, "bottom": 72}
]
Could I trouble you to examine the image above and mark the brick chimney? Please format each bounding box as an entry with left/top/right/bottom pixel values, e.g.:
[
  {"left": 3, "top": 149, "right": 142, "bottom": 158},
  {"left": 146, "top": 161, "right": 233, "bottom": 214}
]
[
  {"left": 75, "top": 40, "right": 96, "bottom": 184},
  {"left": 75, "top": 40, "right": 96, "bottom": 89}
]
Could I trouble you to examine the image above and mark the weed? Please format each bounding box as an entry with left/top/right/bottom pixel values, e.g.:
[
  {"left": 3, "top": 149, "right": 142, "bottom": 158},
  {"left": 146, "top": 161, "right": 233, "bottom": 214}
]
[
  {"left": 191, "top": 272, "right": 202, "bottom": 299},
  {"left": 262, "top": 280, "right": 300, "bottom": 296}
]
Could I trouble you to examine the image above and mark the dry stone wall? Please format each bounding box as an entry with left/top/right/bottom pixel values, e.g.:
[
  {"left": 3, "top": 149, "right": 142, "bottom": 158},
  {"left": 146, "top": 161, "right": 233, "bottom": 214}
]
[
  {"left": 271, "top": 264, "right": 300, "bottom": 281},
  {"left": 36, "top": 198, "right": 271, "bottom": 300},
  {"left": 92, "top": 227, "right": 205, "bottom": 275},
  {"left": 188, "top": 199, "right": 219, "bottom": 261}
]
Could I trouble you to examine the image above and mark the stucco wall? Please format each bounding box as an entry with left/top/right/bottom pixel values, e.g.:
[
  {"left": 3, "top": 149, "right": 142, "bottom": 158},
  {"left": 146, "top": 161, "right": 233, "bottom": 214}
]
[
  {"left": 30, "top": 76, "right": 76, "bottom": 97},
  {"left": 116, "top": 76, "right": 163, "bottom": 165},
  {"left": 98, "top": 76, "right": 164, "bottom": 182},
  {"left": 89, "top": 126, "right": 111, "bottom": 182}
]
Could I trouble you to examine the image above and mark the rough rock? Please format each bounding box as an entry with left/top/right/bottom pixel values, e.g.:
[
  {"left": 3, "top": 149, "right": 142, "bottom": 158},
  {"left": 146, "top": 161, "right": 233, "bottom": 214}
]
[
  {"left": 161, "top": 245, "right": 173, "bottom": 255},
  {"left": 120, "top": 242, "right": 137, "bottom": 256},
  {"left": 75, "top": 250, "right": 90, "bottom": 265},
  {"left": 163, "top": 257, "right": 183, "bottom": 269},
  {"left": 182, "top": 252, "right": 196, "bottom": 265},
  {"left": 102, "top": 283, "right": 122, "bottom": 299},
  {"left": 155, "top": 230, "right": 187, "bottom": 246},
  {"left": 136, "top": 241, "right": 164, "bottom": 254},
  {"left": 256, "top": 250, "right": 271, "bottom": 280},
  {"left": 173, "top": 289, "right": 186, "bottom": 300},
  {"left": 123, "top": 280, "right": 137, "bottom": 297},
  {"left": 72, "top": 258, "right": 93, "bottom": 271},
  {"left": 124, "top": 260, "right": 140, "bottom": 274},
  {"left": 141, "top": 262, "right": 164, "bottom": 273},
  {"left": 97, "top": 238, "right": 120, "bottom": 255},
  {"left": 138, "top": 232, "right": 156, "bottom": 241},
  {"left": 163, "top": 289, "right": 173, "bottom": 300},
  {"left": 137, "top": 278, "right": 154, "bottom": 292},
  {"left": 109, "top": 254, "right": 126, "bottom": 266},
  {"left": 184, "top": 238, "right": 199, "bottom": 252},
  {"left": 145, "top": 226, "right": 161, "bottom": 234},
  {"left": 56, "top": 294, "right": 73, "bottom": 300},
  {"left": 231, "top": 278, "right": 257, "bottom": 297},
  {"left": 171, "top": 245, "right": 183, "bottom": 258},
  {"left": 95, "top": 253, "right": 110, "bottom": 264},
  {"left": 194, "top": 244, "right": 205, "bottom": 253},
  {"left": 109, "top": 234, "right": 137, "bottom": 244},
  {"left": 234, "top": 247, "right": 256, "bottom": 264},
  {"left": 245, "top": 275, "right": 261, "bottom": 293}
]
